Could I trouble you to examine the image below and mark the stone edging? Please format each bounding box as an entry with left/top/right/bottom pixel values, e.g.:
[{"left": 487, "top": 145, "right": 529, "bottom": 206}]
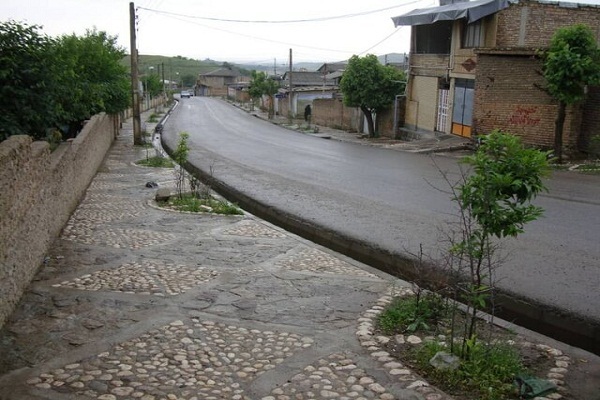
[{"left": 356, "top": 287, "right": 570, "bottom": 400}]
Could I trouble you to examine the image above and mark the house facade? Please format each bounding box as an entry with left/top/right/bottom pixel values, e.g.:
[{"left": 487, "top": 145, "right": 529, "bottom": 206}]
[
  {"left": 197, "top": 67, "right": 242, "bottom": 97},
  {"left": 277, "top": 71, "right": 337, "bottom": 117},
  {"left": 393, "top": 0, "right": 600, "bottom": 154}
]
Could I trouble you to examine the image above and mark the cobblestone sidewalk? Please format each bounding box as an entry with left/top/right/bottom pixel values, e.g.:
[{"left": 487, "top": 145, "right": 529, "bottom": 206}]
[
  {"left": 0, "top": 112, "right": 453, "bottom": 400},
  {"left": 1, "top": 109, "right": 597, "bottom": 400}
]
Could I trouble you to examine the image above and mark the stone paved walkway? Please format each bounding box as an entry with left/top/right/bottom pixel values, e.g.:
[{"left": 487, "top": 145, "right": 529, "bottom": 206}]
[
  {"left": 0, "top": 112, "right": 453, "bottom": 400},
  {"left": 1, "top": 109, "right": 597, "bottom": 400}
]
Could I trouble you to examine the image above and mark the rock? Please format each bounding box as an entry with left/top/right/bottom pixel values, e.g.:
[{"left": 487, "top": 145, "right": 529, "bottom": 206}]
[
  {"left": 82, "top": 318, "right": 104, "bottom": 330},
  {"left": 429, "top": 351, "right": 460, "bottom": 371},
  {"left": 406, "top": 335, "right": 422, "bottom": 344},
  {"left": 155, "top": 188, "right": 171, "bottom": 201}
]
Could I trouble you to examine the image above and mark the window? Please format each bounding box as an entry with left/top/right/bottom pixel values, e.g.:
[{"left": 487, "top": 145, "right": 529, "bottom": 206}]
[
  {"left": 414, "top": 21, "right": 453, "bottom": 54},
  {"left": 463, "top": 19, "right": 484, "bottom": 48}
]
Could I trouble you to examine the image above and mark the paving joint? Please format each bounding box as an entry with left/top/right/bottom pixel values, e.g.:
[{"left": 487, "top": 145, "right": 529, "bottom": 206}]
[{"left": 1, "top": 108, "right": 599, "bottom": 400}]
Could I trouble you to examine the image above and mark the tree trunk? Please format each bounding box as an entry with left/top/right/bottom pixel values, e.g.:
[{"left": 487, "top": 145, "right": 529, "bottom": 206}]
[
  {"left": 360, "top": 106, "right": 375, "bottom": 137},
  {"left": 554, "top": 101, "right": 566, "bottom": 163}
]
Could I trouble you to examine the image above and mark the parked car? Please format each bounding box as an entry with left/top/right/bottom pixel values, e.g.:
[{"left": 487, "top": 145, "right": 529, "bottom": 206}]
[{"left": 180, "top": 90, "right": 192, "bottom": 98}]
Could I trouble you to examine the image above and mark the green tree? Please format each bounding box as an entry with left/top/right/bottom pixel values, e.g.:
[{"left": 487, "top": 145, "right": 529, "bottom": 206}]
[
  {"left": 55, "top": 29, "right": 130, "bottom": 136},
  {"left": 541, "top": 24, "right": 600, "bottom": 162},
  {"left": 173, "top": 132, "right": 190, "bottom": 199},
  {"left": 142, "top": 74, "right": 163, "bottom": 97},
  {"left": 451, "top": 131, "right": 550, "bottom": 357},
  {"left": 0, "top": 21, "right": 61, "bottom": 140},
  {"left": 0, "top": 22, "right": 130, "bottom": 142},
  {"left": 181, "top": 73, "right": 196, "bottom": 88},
  {"left": 248, "top": 70, "right": 279, "bottom": 118},
  {"left": 340, "top": 54, "right": 405, "bottom": 137}
]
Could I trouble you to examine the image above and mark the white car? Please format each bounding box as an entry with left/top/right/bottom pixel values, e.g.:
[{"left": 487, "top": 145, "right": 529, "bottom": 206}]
[{"left": 180, "top": 91, "right": 192, "bottom": 98}]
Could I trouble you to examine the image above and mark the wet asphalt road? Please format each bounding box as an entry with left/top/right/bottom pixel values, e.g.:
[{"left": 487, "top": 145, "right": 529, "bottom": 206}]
[{"left": 162, "top": 97, "right": 600, "bottom": 345}]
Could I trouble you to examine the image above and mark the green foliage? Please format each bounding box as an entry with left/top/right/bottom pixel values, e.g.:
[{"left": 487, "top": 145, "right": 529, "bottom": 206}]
[
  {"left": 173, "top": 132, "right": 190, "bottom": 199},
  {"left": 55, "top": 29, "right": 130, "bottom": 121},
  {"left": 542, "top": 24, "right": 600, "bottom": 105},
  {"left": 162, "top": 194, "right": 243, "bottom": 215},
  {"left": 541, "top": 24, "right": 600, "bottom": 162},
  {"left": 248, "top": 70, "right": 279, "bottom": 117},
  {"left": 141, "top": 74, "right": 163, "bottom": 97},
  {"left": 449, "top": 131, "right": 549, "bottom": 356},
  {"left": 125, "top": 55, "right": 225, "bottom": 84},
  {"left": 0, "top": 21, "right": 60, "bottom": 140},
  {"left": 415, "top": 340, "right": 524, "bottom": 400},
  {"left": 377, "top": 294, "right": 447, "bottom": 335},
  {"left": 136, "top": 156, "right": 174, "bottom": 168},
  {"left": 459, "top": 131, "right": 550, "bottom": 238},
  {"left": 209, "top": 200, "right": 244, "bottom": 215},
  {"left": 180, "top": 73, "right": 197, "bottom": 88},
  {"left": 0, "top": 21, "right": 130, "bottom": 141},
  {"left": 339, "top": 54, "right": 405, "bottom": 137},
  {"left": 249, "top": 71, "right": 279, "bottom": 98}
]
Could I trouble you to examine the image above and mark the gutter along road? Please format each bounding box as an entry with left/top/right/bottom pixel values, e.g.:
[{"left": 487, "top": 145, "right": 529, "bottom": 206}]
[{"left": 162, "top": 97, "right": 600, "bottom": 354}]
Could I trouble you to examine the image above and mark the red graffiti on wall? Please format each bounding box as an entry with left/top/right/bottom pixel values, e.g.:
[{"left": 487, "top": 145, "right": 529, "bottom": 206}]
[{"left": 507, "top": 106, "right": 541, "bottom": 126}]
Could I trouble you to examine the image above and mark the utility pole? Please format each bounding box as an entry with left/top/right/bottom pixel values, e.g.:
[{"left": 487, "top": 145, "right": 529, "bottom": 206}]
[
  {"left": 129, "top": 2, "right": 142, "bottom": 145},
  {"left": 162, "top": 62, "right": 165, "bottom": 97},
  {"left": 288, "top": 49, "right": 293, "bottom": 123}
]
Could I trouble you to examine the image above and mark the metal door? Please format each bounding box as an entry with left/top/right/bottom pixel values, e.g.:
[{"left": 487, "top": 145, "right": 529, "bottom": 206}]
[
  {"left": 436, "top": 89, "right": 449, "bottom": 132},
  {"left": 451, "top": 79, "right": 474, "bottom": 137}
]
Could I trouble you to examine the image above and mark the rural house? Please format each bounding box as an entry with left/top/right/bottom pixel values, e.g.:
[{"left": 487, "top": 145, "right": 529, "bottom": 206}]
[
  {"left": 392, "top": 0, "right": 600, "bottom": 156},
  {"left": 197, "top": 67, "right": 242, "bottom": 97},
  {"left": 277, "top": 71, "right": 338, "bottom": 117}
]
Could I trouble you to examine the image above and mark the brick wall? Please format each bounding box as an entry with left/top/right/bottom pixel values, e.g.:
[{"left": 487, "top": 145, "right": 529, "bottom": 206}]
[
  {"left": 311, "top": 98, "right": 402, "bottom": 138},
  {"left": 0, "top": 113, "right": 116, "bottom": 329},
  {"left": 312, "top": 98, "right": 363, "bottom": 132},
  {"left": 473, "top": 54, "right": 585, "bottom": 151},
  {"left": 473, "top": 0, "right": 600, "bottom": 153},
  {"left": 496, "top": 0, "right": 600, "bottom": 48}
]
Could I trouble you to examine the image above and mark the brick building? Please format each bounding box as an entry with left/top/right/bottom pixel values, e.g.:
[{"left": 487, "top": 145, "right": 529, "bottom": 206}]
[{"left": 393, "top": 0, "right": 600, "bottom": 155}]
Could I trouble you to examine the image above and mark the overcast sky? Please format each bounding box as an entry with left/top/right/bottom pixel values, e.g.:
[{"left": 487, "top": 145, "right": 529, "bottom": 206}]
[{"left": 2, "top": 0, "right": 600, "bottom": 64}]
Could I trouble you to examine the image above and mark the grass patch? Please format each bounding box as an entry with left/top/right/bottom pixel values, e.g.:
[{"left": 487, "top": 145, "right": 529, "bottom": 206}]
[
  {"left": 375, "top": 294, "right": 547, "bottom": 400},
  {"left": 378, "top": 293, "right": 448, "bottom": 335},
  {"left": 136, "top": 156, "right": 174, "bottom": 168},
  {"left": 147, "top": 113, "right": 161, "bottom": 123},
  {"left": 159, "top": 193, "right": 243, "bottom": 215},
  {"left": 413, "top": 340, "right": 525, "bottom": 400}
]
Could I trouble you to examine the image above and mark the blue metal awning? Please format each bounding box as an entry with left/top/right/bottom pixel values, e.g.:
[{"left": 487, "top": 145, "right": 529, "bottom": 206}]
[{"left": 392, "top": 0, "right": 510, "bottom": 26}]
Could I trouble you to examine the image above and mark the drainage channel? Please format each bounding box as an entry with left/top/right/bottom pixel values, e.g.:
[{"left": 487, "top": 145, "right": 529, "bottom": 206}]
[{"left": 161, "top": 138, "right": 600, "bottom": 357}]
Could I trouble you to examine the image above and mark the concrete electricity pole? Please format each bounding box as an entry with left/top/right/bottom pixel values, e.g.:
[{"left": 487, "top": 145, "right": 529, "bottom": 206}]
[
  {"left": 288, "top": 48, "right": 293, "bottom": 123},
  {"left": 129, "top": 2, "right": 142, "bottom": 145}
]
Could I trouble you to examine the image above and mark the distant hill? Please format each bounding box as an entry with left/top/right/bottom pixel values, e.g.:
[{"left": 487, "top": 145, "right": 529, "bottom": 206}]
[
  {"left": 120, "top": 53, "right": 408, "bottom": 82},
  {"left": 120, "top": 55, "right": 254, "bottom": 80}
]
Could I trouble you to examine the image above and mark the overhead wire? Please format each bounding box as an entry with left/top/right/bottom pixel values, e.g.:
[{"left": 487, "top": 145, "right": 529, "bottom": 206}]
[
  {"left": 137, "top": 2, "right": 420, "bottom": 24},
  {"left": 138, "top": 10, "right": 357, "bottom": 55},
  {"left": 136, "top": 1, "right": 423, "bottom": 60}
]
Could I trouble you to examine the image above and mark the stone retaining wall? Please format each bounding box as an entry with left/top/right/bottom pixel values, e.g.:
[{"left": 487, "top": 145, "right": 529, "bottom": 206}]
[{"left": 0, "top": 113, "right": 116, "bottom": 329}]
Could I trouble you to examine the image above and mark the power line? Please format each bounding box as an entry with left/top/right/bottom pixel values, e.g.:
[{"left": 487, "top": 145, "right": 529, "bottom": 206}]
[
  {"left": 136, "top": 1, "right": 420, "bottom": 61},
  {"left": 139, "top": 10, "right": 355, "bottom": 55},
  {"left": 358, "top": 27, "right": 406, "bottom": 56},
  {"left": 137, "top": 2, "right": 418, "bottom": 24}
]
